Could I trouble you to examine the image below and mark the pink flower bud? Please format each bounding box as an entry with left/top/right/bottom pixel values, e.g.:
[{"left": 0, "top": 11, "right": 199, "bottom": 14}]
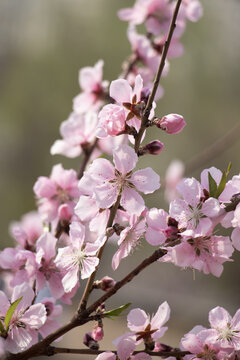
[
  {"left": 143, "top": 140, "right": 164, "bottom": 155},
  {"left": 154, "top": 342, "right": 172, "bottom": 352},
  {"left": 156, "top": 114, "right": 186, "bottom": 134},
  {"left": 83, "top": 332, "right": 99, "bottom": 350},
  {"left": 58, "top": 204, "right": 73, "bottom": 221},
  {"left": 100, "top": 276, "right": 116, "bottom": 291},
  {"left": 92, "top": 325, "right": 104, "bottom": 341}
]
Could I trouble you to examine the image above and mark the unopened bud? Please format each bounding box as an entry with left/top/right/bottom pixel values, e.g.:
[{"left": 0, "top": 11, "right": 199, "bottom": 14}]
[
  {"left": 142, "top": 140, "right": 164, "bottom": 155},
  {"left": 154, "top": 342, "right": 173, "bottom": 352},
  {"left": 100, "top": 276, "right": 116, "bottom": 291},
  {"left": 58, "top": 204, "right": 73, "bottom": 221},
  {"left": 155, "top": 114, "right": 186, "bottom": 134},
  {"left": 92, "top": 325, "right": 104, "bottom": 341},
  {"left": 83, "top": 332, "right": 99, "bottom": 350}
]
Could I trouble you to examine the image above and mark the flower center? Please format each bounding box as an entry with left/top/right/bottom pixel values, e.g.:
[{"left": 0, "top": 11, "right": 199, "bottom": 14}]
[
  {"left": 197, "top": 344, "right": 218, "bottom": 360},
  {"left": 187, "top": 236, "right": 211, "bottom": 256},
  {"left": 72, "top": 249, "right": 86, "bottom": 268},
  {"left": 111, "top": 170, "right": 134, "bottom": 193},
  {"left": 56, "top": 186, "right": 71, "bottom": 203},
  {"left": 217, "top": 324, "right": 239, "bottom": 342},
  {"left": 188, "top": 203, "right": 203, "bottom": 228}
]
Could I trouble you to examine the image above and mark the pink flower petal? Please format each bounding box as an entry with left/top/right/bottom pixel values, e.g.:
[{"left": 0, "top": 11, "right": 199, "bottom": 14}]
[
  {"left": 232, "top": 228, "right": 240, "bottom": 251},
  {"left": 36, "top": 233, "right": 57, "bottom": 262},
  {"left": 127, "top": 308, "right": 149, "bottom": 332},
  {"left": 89, "top": 158, "right": 115, "bottom": 182},
  {"left": 33, "top": 177, "right": 56, "bottom": 198},
  {"left": 11, "top": 283, "right": 34, "bottom": 312},
  {"left": 177, "top": 178, "right": 202, "bottom": 207},
  {"left": 81, "top": 257, "right": 99, "bottom": 279},
  {"left": 121, "top": 188, "right": 145, "bottom": 216},
  {"left": 117, "top": 338, "right": 136, "bottom": 360},
  {"left": 94, "top": 182, "right": 118, "bottom": 209},
  {"left": 113, "top": 145, "right": 138, "bottom": 175},
  {"left": 131, "top": 168, "right": 160, "bottom": 194},
  {"left": 69, "top": 222, "right": 85, "bottom": 249},
  {"left": 110, "top": 79, "right": 132, "bottom": 104},
  {"left": 151, "top": 301, "right": 170, "bottom": 329},
  {"left": 209, "top": 306, "right": 231, "bottom": 329},
  {"left": 21, "top": 303, "right": 46, "bottom": 329},
  {"left": 95, "top": 352, "right": 116, "bottom": 360}
]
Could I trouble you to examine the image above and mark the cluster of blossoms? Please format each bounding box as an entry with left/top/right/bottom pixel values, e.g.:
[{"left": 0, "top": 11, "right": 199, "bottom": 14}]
[
  {"left": 1, "top": 0, "right": 240, "bottom": 359},
  {"left": 95, "top": 304, "right": 240, "bottom": 360}
]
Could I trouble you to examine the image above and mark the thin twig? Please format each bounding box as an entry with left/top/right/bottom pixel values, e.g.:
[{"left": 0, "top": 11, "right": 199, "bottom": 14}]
[
  {"left": 134, "top": 0, "right": 183, "bottom": 153},
  {"left": 78, "top": 138, "right": 98, "bottom": 179},
  {"left": 49, "top": 346, "right": 189, "bottom": 358}
]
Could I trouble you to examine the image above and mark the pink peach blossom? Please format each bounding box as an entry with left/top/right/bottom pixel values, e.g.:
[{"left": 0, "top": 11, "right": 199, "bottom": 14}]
[
  {"left": 51, "top": 112, "right": 98, "bottom": 158},
  {"left": 34, "top": 164, "right": 80, "bottom": 222},
  {"left": 55, "top": 222, "right": 101, "bottom": 292},
  {"left": 79, "top": 145, "right": 160, "bottom": 216},
  {"left": 112, "top": 214, "right": 146, "bottom": 270},
  {"left": 73, "top": 60, "right": 108, "bottom": 114}
]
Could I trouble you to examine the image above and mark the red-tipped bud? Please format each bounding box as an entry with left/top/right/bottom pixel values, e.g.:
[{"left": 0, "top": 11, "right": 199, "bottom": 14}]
[
  {"left": 92, "top": 325, "right": 104, "bottom": 341},
  {"left": 83, "top": 332, "right": 99, "bottom": 350},
  {"left": 100, "top": 276, "right": 116, "bottom": 291},
  {"left": 143, "top": 140, "right": 164, "bottom": 155},
  {"left": 155, "top": 113, "right": 186, "bottom": 134},
  {"left": 58, "top": 204, "right": 73, "bottom": 221}
]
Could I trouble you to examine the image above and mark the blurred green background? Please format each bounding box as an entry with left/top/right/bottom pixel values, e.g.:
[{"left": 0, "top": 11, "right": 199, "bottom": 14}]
[{"left": 0, "top": 0, "right": 240, "bottom": 355}]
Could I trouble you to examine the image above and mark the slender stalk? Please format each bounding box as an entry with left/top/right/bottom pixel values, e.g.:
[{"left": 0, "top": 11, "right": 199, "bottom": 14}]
[
  {"left": 134, "top": 0, "right": 183, "bottom": 153},
  {"left": 82, "top": 248, "right": 167, "bottom": 318},
  {"left": 49, "top": 346, "right": 189, "bottom": 358},
  {"left": 78, "top": 138, "right": 98, "bottom": 179}
]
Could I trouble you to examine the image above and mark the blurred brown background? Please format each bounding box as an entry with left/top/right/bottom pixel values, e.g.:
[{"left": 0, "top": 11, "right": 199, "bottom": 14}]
[{"left": 0, "top": 0, "right": 240, "bottom": 357}]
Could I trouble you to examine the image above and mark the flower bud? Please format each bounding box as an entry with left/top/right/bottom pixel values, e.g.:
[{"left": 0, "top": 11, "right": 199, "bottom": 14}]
[
  {"left": 58, "top": 204, "right": 73, "bottom": 221},
  {"left": 83, "top": 332, "right": 99, "bottom": 350},
  {"left": 142, "top": 140, "right": 164, "bottom": 155},
  {"left": 154, "top": 342, "right": 173, "bottom": 352},
  {"left": 155, "top": 114, "right": 186, "bottom": 134},
  {"left": 92, "top": 325, "right": 104, "bottom": 341},
  {"left": 100, "top": 276, "right": 116, "bottom": 291}
]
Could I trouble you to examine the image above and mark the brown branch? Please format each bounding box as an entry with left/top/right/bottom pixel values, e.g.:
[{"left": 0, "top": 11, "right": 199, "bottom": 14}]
[
  {"left": 49, "top": 346, "right": 189, "bottom": 358},
  {"left": 80, "top": 248, "right": 167, "bottom": 319},
  {"left": 78, "top": 138, "right": 98, "bottom": 179},
  {"left": 6, "top": 248, "right": 167, "bottom": 360},
  {"left": 134, "top": 0, "right": 183, "bottom": 153}
]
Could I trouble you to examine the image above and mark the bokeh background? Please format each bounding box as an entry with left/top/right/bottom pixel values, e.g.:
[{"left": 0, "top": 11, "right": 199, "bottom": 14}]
[{"left": 0, "top": 0, "right": 240, "bottom": 358}]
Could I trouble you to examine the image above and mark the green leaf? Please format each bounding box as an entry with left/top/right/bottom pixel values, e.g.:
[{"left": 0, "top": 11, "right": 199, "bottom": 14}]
[
  {"left": 212, "top": 163, "right": 231, "bottom": 199},
  {"left": 104, "top": 303, "right": 131, "bottom": 319},
  {"left": 208, "top": 172, "right": 218, "bottom": 198},
  {"left": 226, "top": 162, "right": 232, "bottom": 176},
  {"left": 215, "top": 171, "right": 227, "bottom": 199},
  {"left": 5, "top": 296, "right": 22, "bottom": 330}
]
